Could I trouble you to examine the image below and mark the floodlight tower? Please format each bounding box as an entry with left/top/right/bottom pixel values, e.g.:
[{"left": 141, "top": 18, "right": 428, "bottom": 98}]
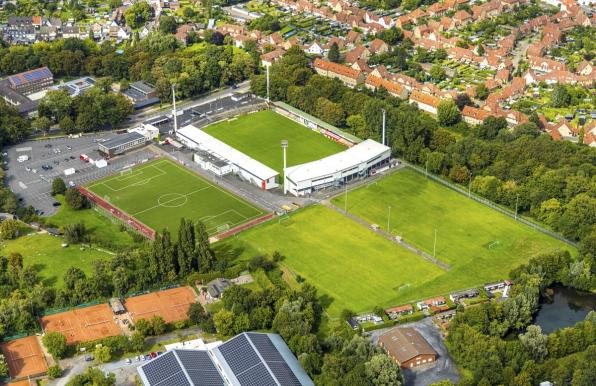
[
  {"left": 266, "top": 65, "right": 270, "bottom": 103},
  {"left": 172, "top": 83, "right": 178, "bottom": 134},
  {"left": 381, "top": 109, "right": 386, "bottom": 146},
  {"left": 281, "top": 140, "right": 288, "bottom": 194}
]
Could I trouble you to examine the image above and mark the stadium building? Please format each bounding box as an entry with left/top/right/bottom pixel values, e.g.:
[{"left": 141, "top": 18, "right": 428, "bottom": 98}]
[
  {"left": 176, "top": 125, "right": 279, "bottom": 190},
  {"left": 138, "top": 332, "right": 314, "bottom": 386},
  {"left": 284, "top": 139, "right": 391, "bottom": 196}
]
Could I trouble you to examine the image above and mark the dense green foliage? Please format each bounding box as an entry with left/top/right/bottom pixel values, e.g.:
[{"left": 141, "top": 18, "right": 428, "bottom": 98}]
[{"left": 446, "top": 251, "right": 595, "bottom": 385}]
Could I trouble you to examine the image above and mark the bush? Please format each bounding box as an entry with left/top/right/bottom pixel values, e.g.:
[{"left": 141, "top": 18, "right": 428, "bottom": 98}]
[
  {"left": 42, "top": 332, "right": 68, "bottom": 359},
  {"left": 47, "top": 364, "right": 62, "bottom": 379},
  {"left": 51, "top": 177, "right": 67, "bottom": 196},
  {"left": 64, "top": 222, "right": 87, "bottom": 244},
  {"left": 0, "top": 219, "right": 20, "bottom": 240},
  {"left": 64, "top": 188, "right": 89, "bottom": 210},
  {"left": 398, "top": 312, "right": 425, "bottom": 324}
]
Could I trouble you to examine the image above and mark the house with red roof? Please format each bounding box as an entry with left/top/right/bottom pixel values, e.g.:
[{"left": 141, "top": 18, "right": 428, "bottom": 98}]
[
  {"left": 409, "top": 90, "right": 441, "bottom": 115},
  {"left": 313, "top": 58, "right": 364, "bottom": 88}
]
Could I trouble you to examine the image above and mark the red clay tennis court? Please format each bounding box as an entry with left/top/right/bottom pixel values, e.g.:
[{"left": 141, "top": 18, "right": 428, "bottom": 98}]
[
  {"left": 125, "top": 287, "right": 196, "bottom": 324},
  {"left": 0, "top": 336, "right": 47, "bottom": 380},
  {"left": 40, "top": 304, "right": 121, "bottom": 344}
]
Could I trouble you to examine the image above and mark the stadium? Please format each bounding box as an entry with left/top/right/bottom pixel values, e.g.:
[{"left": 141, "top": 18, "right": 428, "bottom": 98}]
[{"left": 176, "top": 108, "right": 391, "bottom": 196}]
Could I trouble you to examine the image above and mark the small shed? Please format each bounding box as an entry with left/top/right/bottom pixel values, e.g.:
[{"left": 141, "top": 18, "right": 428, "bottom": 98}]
[
  {"left": 206, "top": 278, "right": 232, "bottom": 300},
  {"left": 109, "top": 297, "right": 126, "bottom": 315}
]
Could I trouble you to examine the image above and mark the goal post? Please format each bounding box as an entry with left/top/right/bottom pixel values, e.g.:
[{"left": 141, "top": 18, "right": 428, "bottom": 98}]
[
  {"left": 216, "top": 223, "right": 230, "bottom": 233},
  {"left": 120, "top": 168, "right": 133, "bottom": 177}
]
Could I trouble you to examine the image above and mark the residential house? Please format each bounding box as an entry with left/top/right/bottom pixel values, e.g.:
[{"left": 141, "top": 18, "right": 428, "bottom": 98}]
[
  {"left": 261, "top": 48, "right": 286, "bottom": 67},
  {"left": 462, "top": 105, "right": 493, "bottom": 125},
  {"left": 365, "top": 74, "right": 409, "bottom": 99},
  {"left": 313, "top": 58, "right": 363, "bottom": 88},
  {"left": 385, "top": 304, "right": 414, "bottom": 320}
]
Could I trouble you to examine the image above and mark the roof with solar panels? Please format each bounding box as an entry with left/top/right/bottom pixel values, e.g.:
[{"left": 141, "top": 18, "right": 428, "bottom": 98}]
[
  {"left": 137, "top": 332, "right": 314, "bottom": 386},
  {"left": 7, "top": 67, "right": 53, "bottom": 88}
]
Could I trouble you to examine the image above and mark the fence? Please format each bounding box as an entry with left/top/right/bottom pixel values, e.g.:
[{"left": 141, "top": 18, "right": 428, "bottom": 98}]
[
  {"left": 211, "top": 213, "right": 275, "bottom": 242},
  {"left": 77, "top": 186, "right": 157, "bottom": 240},
  {"left": 404, "top": 162, "right": 578, "bottom": 248}
]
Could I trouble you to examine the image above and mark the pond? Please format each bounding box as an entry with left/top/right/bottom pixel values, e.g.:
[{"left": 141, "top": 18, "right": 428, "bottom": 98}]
[{"left": 533, "top": 285, "right": 596, "bottom": 334}]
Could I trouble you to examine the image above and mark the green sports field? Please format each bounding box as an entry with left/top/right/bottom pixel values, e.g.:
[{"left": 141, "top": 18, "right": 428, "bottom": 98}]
[
  {"left": 218, "top": 205, "right": 445, "bottom": 316},
  {"left": 219, "top": 170, "right": 575, "bottom": 317},
  {"left": 331, "top": 168, "right": 575, "bottom": 267},
  {"left": 203, "top": 110, "right": 345, "bottom": 173},
  {"left": 86, "top": 159, "right": 265, "bottom": 235}
]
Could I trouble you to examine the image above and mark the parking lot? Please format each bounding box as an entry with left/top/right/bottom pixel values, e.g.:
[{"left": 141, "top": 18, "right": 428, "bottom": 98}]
[{"left": 4, "top": 134, "right": 157, "bottom": 216}]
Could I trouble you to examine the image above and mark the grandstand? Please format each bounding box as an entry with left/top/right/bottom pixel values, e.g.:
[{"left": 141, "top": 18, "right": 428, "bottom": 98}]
[{"left": 284, "top": 139, "right": 391, "bottom": 196}]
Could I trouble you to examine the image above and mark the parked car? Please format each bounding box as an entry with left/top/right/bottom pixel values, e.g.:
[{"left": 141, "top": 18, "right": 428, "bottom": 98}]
[{"left": 85, "top": 355, "right": 94, "bottom": 362}]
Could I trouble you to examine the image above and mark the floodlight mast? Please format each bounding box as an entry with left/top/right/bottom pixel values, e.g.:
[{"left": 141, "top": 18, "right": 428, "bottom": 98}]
[
  {"left": 382, "top": 109, "right": 386, "bottom": 146},
  {"left": 266, "top": 65, "right": 270, "bottom": 103},
  {"left": 172, "top": 84, "right": 177, "bottom": 134},
  {"left": 281, "top": 140, "right": 288, "bottom": 195}
]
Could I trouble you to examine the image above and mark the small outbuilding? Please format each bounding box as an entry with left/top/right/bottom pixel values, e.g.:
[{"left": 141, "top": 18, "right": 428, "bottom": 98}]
[
  {"left": 378, "top": 327, "right": 437, "bottom": 369},
  {"left": 109, "top": 297, "right": 126, "bottom": 315},
  {"left": 206, "top": 278, "right": 232, "bottom": 300}
]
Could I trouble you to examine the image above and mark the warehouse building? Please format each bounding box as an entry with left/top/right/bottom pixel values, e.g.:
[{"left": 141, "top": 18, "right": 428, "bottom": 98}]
[
  {"left": 177, "top": 125, "right": 279, "bottom": 190},
  {"left": 284, "top": 139, "right": 390, "bottom": 196},
  {"left": 378, "top": 327, "right": 437, "bottom": 369},
  {"left": 138, "top": 332, "right": 314, "bottom": 386},
  {"left": 98, "top": 132, "right": 147, "bottom": 158}
]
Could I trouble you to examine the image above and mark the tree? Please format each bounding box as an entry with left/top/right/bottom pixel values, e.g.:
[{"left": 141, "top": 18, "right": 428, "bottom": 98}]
[
  {"left": 38, "top": 89, "right": 73, "bottom": 123},
  {"left": 519, "top": 325, "right": 548, "bottom": 361},
  {"left": 64, "top": 188, "right": 88, "bottom": 210},
  {"left": 124, "top": 2, "right": 152, "bottom": 29},
  {"left": 42, "top": 332, "right": 67, "bottom": 359},
  {"left": 182, "top": 7, "right": 195, "bottom": 19},
  {"left": 430, "top": 64, "right": 446, "bottom": 81},
  {"left": 52, "top": 177, "right": 67, "bottom": 196},
  {"left": 67, "top": 367, "right": 115, "bottom": 385},
  {"left": 551, "top": 84, "right": 571, "bottom": 108},
  {"left": 159, "top": 16, "right": 177, "bottom": 34},
  {"left": 150, "top": 315, "right": 167, "bottom": 335},
  {"left": 0, "top": 356, "right": 8, "bottom": 377},
  {"left": 94, "top": 345, "right": 112, "bottom": 363},
  {"left": 32, "top": 116, "right": 52, "bottom": 133},
  {"left": 188, "top": 303, "right": 207, "bottom": 325},
  {"left": 328, "top": 42, "right": 340, "bottom": 63},
  {"left": 475, "top": 83, "right": 489, "bottom": 100},
  {"left": 0, "top": 219, "right": 19, "bottom": 240},
  {"left": 135, "top": 319, "right": 152, "bottom": 336},
  {"left": 64, "top": 222, "right": 87, "bottom": 244},
  {"left": 437, "top": 100, "right": 461, "bottom": 126},
  {"left": 365, "top": 354, "right": 403, "bottom": 386},
  {"left": 130, "top": 332, "right": 145, "bottom": 352},
  {"left": 47, "top": 364, "right": 62, "bottom": 379},
  {"left": 214, "top": 309, "right": 236, "bottom": 336}
]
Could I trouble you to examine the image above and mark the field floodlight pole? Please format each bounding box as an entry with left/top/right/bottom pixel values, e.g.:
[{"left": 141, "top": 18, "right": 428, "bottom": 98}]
[
  {"left": 172, "top": 83, "right": 177, "bottom": 134},
  {"left": 281, "top": 140, "right": 288, "bottom": 195},
  {"left": 381, "top": 109, "right": 386, "bottom": 146},
  {"left": 387, "top": 205, "right": 391, "bottom": 233},
  {"left": 433, "top": 229, "right": 437, "bottom": 258},
  {"left": 425, "top": 154, "right": 429, "bottom": 179},
  {"left": 468, "top": 172, "right": 472, "bottom": 198},
  {"left": 515, "top": 193, "right": 519, "bottom": 221},
  {"left": 344, "top": 183, "right": 348, "bottom": 213},
  {"left": 266, "top": 65, "right": 270, "bottom": 103}
]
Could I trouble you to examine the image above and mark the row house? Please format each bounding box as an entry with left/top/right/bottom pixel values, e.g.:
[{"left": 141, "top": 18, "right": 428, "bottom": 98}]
[
  {"left": 261, "top": 48, "right": 286, "bottom": 67},
  {"left": 345, "top": 45, "right": 370, "bottom": 65},
  {"left": 453, "top": 10, "right": 472, "bottom": 26},
  {"left": 313, "top": 58, "right": 364, "bottom": 88},
  {"left": 471, "top": 0, "right": 502, "bottom": 21},
  {"left": 364, "top": 74, "right": 409, "bottom": 99},
  {"left": 548, "top": 119, "right": 579, "bottom": 141},
  {"left": 462, "top": 105, "right": 494, "bottom": 125},
  {"left": 409, "top": 90, "right": 441, "bottom": 115},
  {"left": 527, "top": 55, "right": 567, "bottom": 73}
]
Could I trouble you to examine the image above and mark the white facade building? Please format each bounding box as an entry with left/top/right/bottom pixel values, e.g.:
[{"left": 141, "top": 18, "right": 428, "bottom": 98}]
[
  {"left": 176, "top": 125, "right": 279, "bottom": 190},
  {"left": 284, "top": 139, "right": 391, "bottom": 196}
]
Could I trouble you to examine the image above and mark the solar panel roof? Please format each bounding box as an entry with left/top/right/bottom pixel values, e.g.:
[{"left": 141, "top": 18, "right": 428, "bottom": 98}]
[
  {"left": 235, "top": 362, "right": 277, "bottom": 386},
  {"left": 218, "top": 334, "right": 262, "bottom": 375}
]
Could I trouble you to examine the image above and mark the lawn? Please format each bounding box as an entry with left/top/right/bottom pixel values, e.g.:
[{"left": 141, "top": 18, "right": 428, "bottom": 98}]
[
  {"left": 86, "top": 159, "right": 265, "bottom": 235},
  {"left": 1, "top": 233, "right": 111, "bottom": 288},
  {"left": 216, "top": 205, "right": 445, "bottom": 317},
  {"left": 332, "top": 169, "right": 575, "bottom": 275},
  {"left": 203, "top": 110, "right": 345, "bottom": 173}
]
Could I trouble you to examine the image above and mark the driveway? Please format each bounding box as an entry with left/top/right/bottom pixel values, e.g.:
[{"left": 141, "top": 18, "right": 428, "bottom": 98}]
[{"left": 367, "top": 318, "right": 459, "bottom": 386}]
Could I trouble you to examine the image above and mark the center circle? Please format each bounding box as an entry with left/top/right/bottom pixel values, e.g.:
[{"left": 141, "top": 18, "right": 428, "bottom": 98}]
[{"left": 158, "top": 193, "right": 188, "bottom": 208}]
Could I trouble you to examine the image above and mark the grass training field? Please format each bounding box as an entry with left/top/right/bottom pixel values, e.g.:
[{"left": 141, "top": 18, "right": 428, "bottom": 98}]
[
  {"left": 218, "top": 206, "right": 445, "bottom": 316},
  {"left": 219, "top": 170, "right": 575, "bottom": 316},
  {"left": 86, "top": 159, "right": 265, "bottom": 235},
  {"left": 203, "top": 110, "right": 345, "bottom": 173},
  {"left": 331, "top": 168, "right": 575, "bottom": 267}
]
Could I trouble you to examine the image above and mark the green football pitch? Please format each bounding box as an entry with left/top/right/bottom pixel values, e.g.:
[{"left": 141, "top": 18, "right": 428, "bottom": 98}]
[
  {"left": 86, "top": 159, "right": 266, "bottom": 235},
  {"left": 219, "top": 170, "right": 575, "bottom": 317},
  {"left": 203, "top": 110, "right": 345, "bottom": 173}
]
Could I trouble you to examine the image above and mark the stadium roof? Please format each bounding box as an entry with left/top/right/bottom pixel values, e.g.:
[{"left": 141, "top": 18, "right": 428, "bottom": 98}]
[
  {"left": 273, "top": 101, "right": 361, "bottom": 144},
  {"left": 285, "top": 139, "right": 390, "bottom": 184},
  {"left": 137, "top": 332, "right": 314, "bottom": 386},
  {"left": 177, "top": 125, "right": 279, "bottom": 181}
]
